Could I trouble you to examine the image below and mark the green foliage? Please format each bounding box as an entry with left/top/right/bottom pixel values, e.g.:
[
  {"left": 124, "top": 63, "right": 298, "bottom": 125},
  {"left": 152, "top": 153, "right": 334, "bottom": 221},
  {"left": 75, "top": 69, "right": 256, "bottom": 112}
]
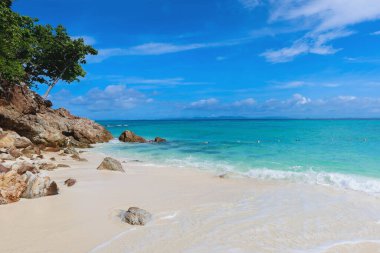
[{"left": 0, "top": 1, "right": 97, "bottom": 96}]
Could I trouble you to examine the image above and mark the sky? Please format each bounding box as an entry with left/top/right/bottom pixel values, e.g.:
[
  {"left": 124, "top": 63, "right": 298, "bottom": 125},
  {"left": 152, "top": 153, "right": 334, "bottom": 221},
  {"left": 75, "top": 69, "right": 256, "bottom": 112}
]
[{"left": 12, "top": 0, "right": 380, "bottom": 119}]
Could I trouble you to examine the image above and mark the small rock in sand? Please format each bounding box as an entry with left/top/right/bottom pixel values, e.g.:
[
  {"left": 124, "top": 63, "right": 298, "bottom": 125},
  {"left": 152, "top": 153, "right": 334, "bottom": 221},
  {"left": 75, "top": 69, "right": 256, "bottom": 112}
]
[
  {"left": 39, "top": 162, "right": 58, "bottom": 171},
  {"left": 57, "top": 164, "right": 70, "bottom": 168},
  {"left": 71, "top": 154, "right": 87, "bottom": 162},
  {"left": 123, "top": 207, "right": 152, "bottom": 225},
  {"left": 64, "top": 178, "right": 76, "bottom": 187}
]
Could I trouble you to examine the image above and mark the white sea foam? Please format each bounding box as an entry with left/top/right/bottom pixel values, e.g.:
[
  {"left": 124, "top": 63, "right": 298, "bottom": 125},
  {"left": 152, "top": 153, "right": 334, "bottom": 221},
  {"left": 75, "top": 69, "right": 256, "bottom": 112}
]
[{"left": 245, "top": 168, "right": 380, "bottom": 196}]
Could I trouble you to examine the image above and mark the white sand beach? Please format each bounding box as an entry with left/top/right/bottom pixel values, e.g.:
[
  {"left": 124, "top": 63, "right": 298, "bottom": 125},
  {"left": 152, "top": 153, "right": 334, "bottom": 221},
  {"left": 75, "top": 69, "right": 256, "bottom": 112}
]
[{"left": 1, "top": 151, "right": 380, "bottom": 253}]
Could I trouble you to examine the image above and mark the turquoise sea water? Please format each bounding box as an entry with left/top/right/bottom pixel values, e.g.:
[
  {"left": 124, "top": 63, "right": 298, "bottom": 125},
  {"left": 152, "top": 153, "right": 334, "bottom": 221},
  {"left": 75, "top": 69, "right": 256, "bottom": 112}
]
[{"left": 94, "top": 120, "right": 380, "bottom": 194}]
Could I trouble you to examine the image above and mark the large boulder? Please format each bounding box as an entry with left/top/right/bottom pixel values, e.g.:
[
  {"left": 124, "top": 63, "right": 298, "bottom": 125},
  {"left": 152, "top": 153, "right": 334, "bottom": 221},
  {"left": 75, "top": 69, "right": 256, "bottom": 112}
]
[
  {"left": 0, "top": 171, "right": 27, "bottom": 204},
  {"left": 119, "top": 130, "right": 147, "bottom": 143},
  {"left": 0, "top": 85, "right": 113, "bottom": 148},
  {"left": 0, "top": 130, "right": 31, "bottom": 149},
  {"left": 123, "top": 207, "right": 152, "bottom": 226},
  {"left": 21, "top": 172, "right": 58, "bottom": 199},
  {"left": 97, "top": 157, "right": 124, "bottom": 172}
]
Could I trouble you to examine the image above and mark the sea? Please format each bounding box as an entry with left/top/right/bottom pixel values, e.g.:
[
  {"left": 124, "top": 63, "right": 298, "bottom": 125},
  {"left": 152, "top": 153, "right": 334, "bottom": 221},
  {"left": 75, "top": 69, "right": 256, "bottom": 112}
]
[{"left": 94, "top": 119, "right": 380, "bottom": 195}]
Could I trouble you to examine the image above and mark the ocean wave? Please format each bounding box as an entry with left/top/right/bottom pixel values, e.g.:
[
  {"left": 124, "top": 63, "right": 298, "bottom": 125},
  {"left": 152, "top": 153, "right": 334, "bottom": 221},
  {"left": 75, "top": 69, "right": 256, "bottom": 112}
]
[
  {"left": 151, "top": 156, "right": 380, "bottom": 195},
  {"left": 244, "top": 168, "right": 380, "bottom": 195}
]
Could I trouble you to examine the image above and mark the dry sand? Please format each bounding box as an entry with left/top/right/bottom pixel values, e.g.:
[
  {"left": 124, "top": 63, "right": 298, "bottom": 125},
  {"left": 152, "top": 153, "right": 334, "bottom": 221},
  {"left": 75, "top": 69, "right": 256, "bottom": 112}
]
[{"left": 1, "top": 151, "right": 380, "bottom": 253}]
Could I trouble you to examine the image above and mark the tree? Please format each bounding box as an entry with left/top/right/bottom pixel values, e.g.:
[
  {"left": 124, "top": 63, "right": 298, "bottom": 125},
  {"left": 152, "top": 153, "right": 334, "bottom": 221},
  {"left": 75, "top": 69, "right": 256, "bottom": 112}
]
[
  {"left": 0, "top": 1, "right": 97, "bottom": 98},
  {"left": 26, "top": 25, "right": 97, "bottom": 98},
  {"left": 0, "top": 1, "right": 36, "bottom": 86}
]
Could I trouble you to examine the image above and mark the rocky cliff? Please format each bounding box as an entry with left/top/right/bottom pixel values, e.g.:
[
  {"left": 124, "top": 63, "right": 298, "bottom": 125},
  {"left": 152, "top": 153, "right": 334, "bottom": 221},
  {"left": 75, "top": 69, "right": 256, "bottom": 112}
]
[{"left": 0, "top": 84, "right": 113, "bottom": 147}]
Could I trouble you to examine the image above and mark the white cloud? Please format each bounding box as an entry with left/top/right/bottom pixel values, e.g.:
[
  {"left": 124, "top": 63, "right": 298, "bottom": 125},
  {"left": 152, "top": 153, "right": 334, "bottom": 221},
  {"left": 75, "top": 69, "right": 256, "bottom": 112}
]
[
  {"left": 371, "top": 31, "right": 380, "bottom": 35},
  {"left": 88, "top": 38, "right": 251, "bottom": 63},
  {"left": 336, "top": 96, "right": 357, "bottom": 102},
  {"left": 54, "top": 85, "right": 153, "bottom": 112},
  {"left": 188, "top": 98, "right": 219, "bottom": 109},
  {"left": 262, "top": 29, "right": 353, "bottom": 63},
  {"left": 291, "top": 93, "right": 311, "bottom": 105},
  {"left": 122, "top": 77, "right": 210, "bottom": 87},
  {"left": 274, "top": 81, "right": 308, "bottom": 89},
  {"left": 233, "top": 98, "right": 257, "bottom": 106},
  {"left": 72, "top": 35, "right": 96, "bottom": 45},
  {"left": 239, "top": 0, "right": 260, "bottom": 10},
  {"left": 263, "top": 0, "right": 380, "bottom": 62}
]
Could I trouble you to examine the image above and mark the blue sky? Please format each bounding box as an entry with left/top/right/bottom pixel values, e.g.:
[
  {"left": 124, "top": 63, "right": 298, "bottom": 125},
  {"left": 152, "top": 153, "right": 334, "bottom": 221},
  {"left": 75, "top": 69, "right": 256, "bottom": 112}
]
[{"left": 13, "top": 0, "right": 380, "bottom": 119}]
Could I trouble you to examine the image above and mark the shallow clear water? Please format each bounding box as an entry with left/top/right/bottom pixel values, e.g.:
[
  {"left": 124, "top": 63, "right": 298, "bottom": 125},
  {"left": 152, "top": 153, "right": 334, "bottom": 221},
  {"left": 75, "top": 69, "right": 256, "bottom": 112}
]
[{"left": 94, "top": 119, "right": 380, "bottom": 194}]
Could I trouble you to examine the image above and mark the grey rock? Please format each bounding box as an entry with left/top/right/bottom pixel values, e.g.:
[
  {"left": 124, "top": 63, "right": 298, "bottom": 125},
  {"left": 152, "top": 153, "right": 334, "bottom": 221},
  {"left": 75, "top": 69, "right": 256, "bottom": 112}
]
[
  {"left": 97, "top": 157, "right": 124, "bottom": 172},
  {"left": 123, "top": 207, "right": 152, "bottom": 225}
]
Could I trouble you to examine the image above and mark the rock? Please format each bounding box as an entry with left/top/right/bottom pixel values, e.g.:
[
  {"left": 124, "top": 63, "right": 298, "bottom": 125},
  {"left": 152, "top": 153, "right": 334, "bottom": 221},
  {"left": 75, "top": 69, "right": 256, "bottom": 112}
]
[
  {"left": 64, "top": 146, "right": 79, "bottom": 156},
  {"left": 64, "top": 178, "right": 76, "bottom": 187},
  {"left": 39, "top": 162, "right": 57, "bottom": 171},
  {"left": 0, "top": 164, "right": 10, "bottom": 174},
  {"left": 11, "top": 162, "right": 39, "bottom": 175},
  {"left": 14, "top": 137, "right": 32, "bottom": 149},
  {"left": 71, "top": 154, "right": 87, "bottom": 161},
  {"left": 21, "top": 145, "right": 41, "bottom": 158},
  {"left": 0, "top": 153, "right": 15, "bottom": 161},
  {"left": 123, "top": 207, "right": 152, "bottom": 225},
  {"left": 119, "top": 130, "right": 147, "bottom": 143},
  {"left": 0, "top": 130, "right": 33, "bottom": 149},
  {"left": 8, "top": 146, "right": 22, "bottom": 158},
  {"left": 0, "top": 171, "right": 27, "bottom": 204},
  {"left": 0, "top": 85, "right": 113, "bottom": 148},
  {"left": 50, "top": 157, "right": 56, "bottom": 161},
  {"left": 97, "top": 157, "right": 124, "bottom": 172},
  {"left": 57, "top": 164, "right": 70, "bottom": 168},
  {"left": 153, "top": 137, "right": 167, "bottom": 143},
  {"left": 0, "top": 131, "right": 20, "bottom": 149},
  {"left": 44, "top": 147, "right": 61, "bottom": 152},
  {"left": 21, "top": 172, "right": 58, "bottom": 199}
]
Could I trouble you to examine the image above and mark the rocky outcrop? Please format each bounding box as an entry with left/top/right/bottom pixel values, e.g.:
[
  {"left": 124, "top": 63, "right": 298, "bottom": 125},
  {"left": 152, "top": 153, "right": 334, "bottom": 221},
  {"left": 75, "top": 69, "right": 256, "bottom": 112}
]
[
  {"left": 21, "top": 172, "right": 58, "bottom": 199},
  {"left": 97, "top": 157, "right": 124, "bottom": 172},
  {"left": 0, "top": 85, "right": 113, "bottom": 148},
  {"left": 119, "top": 130, "right": 147, "bottom": 143},
  {"left": 123, "top": 207, "right": 152, "bottom": 226}
]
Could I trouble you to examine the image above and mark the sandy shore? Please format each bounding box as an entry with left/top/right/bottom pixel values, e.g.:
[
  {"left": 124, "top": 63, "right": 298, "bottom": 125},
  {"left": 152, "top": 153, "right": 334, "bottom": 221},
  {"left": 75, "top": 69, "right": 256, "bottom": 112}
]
[{"left": 1, "top": 150, "right": 380, "bottom": 253}]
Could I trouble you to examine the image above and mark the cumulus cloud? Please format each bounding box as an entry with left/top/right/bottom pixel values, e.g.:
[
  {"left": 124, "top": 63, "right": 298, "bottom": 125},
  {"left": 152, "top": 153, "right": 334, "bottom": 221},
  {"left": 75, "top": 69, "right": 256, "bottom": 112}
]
[
  {"left": 262, "top": 0, "right": 380, "bottom": 62},
  {"left": 188, "top": 98, "right": 219, "bottom": 109},
  {"left": 233, "top": 98, "right": 257, "bottom": 107}
]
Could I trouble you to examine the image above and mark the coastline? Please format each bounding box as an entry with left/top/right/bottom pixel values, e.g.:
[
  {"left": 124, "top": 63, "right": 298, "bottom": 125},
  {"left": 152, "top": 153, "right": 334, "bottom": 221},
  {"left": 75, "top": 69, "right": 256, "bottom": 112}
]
[{"left": 1, "top": 149, "right": 380, "bottom": 253}]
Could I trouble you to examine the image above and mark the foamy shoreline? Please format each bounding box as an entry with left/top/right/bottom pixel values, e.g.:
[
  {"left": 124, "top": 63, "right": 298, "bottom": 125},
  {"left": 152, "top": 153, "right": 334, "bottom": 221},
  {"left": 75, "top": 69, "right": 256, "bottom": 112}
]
[{"left": 1, "top": 150, "right": 380, "bottom": 253}]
